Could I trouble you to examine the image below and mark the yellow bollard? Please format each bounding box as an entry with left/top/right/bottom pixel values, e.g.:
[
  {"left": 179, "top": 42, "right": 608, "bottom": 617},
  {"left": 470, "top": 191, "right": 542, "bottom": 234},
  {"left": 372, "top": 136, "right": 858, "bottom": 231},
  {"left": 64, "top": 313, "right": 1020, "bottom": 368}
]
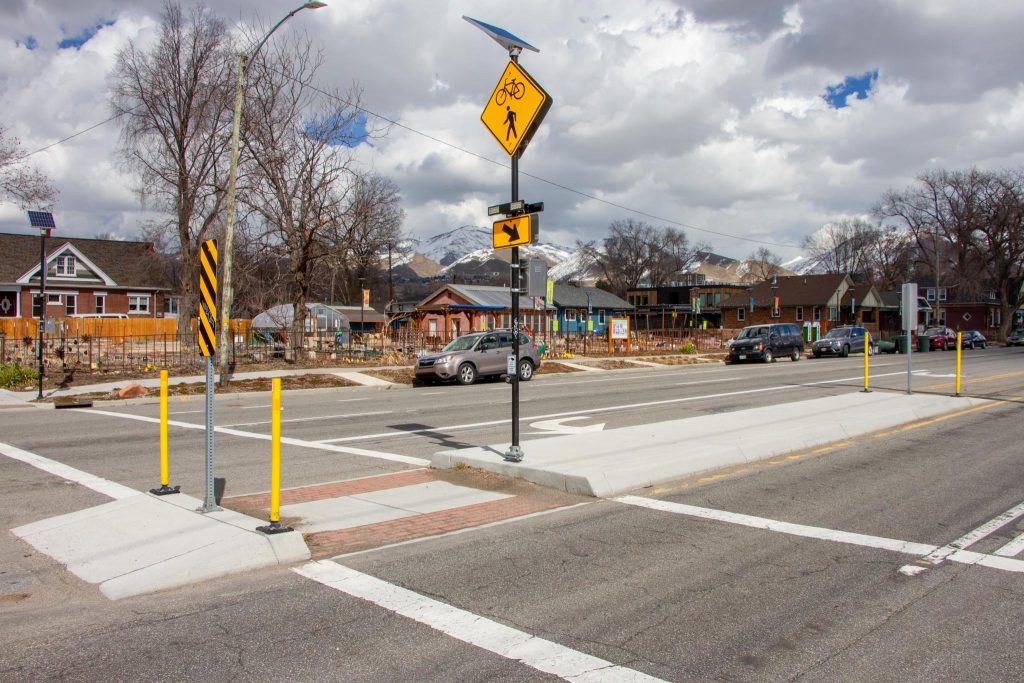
[
  {"left": 258, "top": 377, "right": 292, "bottom": 534},
  {"left": 956, "top": 332, "right": 962, "bottom": 396},
  {"left": 862, "top": 333, "right": 871, "bottom": 393},
  {"left": 150, "top": 370, "right": 180, "bottom": 495}
]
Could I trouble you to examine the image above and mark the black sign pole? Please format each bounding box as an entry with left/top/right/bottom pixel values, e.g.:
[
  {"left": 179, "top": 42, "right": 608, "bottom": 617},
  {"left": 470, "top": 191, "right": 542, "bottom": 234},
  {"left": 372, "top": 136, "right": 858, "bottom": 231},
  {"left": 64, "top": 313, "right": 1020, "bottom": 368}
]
[{"left": 505, "top": 48, "right": 524, "bottom": 463}]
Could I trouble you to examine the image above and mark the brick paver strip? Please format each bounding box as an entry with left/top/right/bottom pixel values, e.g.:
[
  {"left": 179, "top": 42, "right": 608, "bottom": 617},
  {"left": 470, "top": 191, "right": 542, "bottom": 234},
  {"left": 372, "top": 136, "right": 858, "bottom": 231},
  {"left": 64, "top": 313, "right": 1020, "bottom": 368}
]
[
  {"left": 223, "top": 469, "right": 434, "bottom": 513},
  {"left": 305, "top": 495, "right": 567, "bottom": 558}
]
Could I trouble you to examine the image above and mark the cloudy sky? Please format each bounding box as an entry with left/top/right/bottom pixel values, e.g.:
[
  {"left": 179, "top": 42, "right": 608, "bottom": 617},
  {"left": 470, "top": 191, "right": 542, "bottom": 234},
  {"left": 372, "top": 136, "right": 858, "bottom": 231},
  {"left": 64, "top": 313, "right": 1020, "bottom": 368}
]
[{"left": 2, "top": 0, "right": 1024, "bottom": 261}]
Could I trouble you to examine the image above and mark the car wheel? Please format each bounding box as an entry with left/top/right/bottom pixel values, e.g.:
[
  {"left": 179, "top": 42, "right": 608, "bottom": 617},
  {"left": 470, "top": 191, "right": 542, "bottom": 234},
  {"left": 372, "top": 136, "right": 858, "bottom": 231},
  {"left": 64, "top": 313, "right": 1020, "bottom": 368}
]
[
  {"left": 456, "top": 363, "right": 477, "bottom": 385},
  {"left": 841, "top": 344, "right": 849, "bottom": 358},
  {"left": 981, "top": 342, "right": 987, "bottom": 349},
  {"left": 763, "top": 348, "right": 774, "bottom": 363},
  {"left": 518, "top": 359, "right": 534, "bottom": 381},
  {"left": 867, "top": 344, "right": 874, "bottom": 356},
  {"left": 967, "top": 341, "right": 974, "bottom": 349},
  {"left": 791, "top": 347, "right": 800, "bottom": 361}
]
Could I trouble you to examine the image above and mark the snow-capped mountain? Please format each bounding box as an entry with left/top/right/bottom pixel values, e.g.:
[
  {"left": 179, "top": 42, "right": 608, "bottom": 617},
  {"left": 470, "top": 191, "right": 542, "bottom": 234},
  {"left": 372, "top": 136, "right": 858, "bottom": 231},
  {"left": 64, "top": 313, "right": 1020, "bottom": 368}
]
[{"left": 409, "top": 226, "right": 494, "bottom": 266}]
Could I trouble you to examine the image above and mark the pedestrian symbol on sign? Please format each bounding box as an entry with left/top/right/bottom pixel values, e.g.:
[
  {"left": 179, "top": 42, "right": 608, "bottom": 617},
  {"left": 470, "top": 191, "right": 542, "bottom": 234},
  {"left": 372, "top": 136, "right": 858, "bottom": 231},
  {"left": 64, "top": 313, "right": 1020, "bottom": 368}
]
[{"left": 504, "top": 106, "right": 517, "bottom": 141}]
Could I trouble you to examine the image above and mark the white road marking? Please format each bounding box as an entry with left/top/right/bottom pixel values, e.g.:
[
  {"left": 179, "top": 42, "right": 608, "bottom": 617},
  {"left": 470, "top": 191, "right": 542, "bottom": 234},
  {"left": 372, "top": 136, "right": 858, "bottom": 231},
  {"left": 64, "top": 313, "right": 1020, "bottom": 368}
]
[
  {"left": 615, "top": 496, "right": 1024, "bottom": 574},
  {"left": 336, "top": 398, "right": 369, "bottom": 403},
  {"left": 168, "top": 409, "right": 204, "bottom": 415},
  {"left": 318, "top": 371, "right": 911, "bottom": 445},
  {"left": 75, "top": 409, "right": 429, "bottom": 467},
  {"left": 239, "top": 404, "right": 273, "bottom": 410},
  {"left": 220, "top": 410, "right": 392, "bottom": 428},
  {"left": 899, "top": 500, "right": 1024, "bottom": 574},
  {"left": 993, "top": 533, "right": 1024, "bottom": 558},
  {"left": 294, "top": 560, "right": 666, "bottom": 682},
  {"left": 0, "top": 442, "right": 138, "bottom": 500}
]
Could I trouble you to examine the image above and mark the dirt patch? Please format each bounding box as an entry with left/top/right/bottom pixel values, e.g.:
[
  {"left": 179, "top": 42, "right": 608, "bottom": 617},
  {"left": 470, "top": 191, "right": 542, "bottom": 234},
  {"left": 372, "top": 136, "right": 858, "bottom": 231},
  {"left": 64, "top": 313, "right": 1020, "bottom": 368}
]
[
  {"left": 43, "top": 373, "right": 357, "bottom": 403},
  {"left": 536, "top": 362, "right": 579, "bottom": 375},
  {"left": 362, "top": 368, "right": 415, "bottom": 384},
  {"left": 636, "top": 354, "right": 725, "bottom": 366},
  {"left": 587, "top": 360, "right": 642, "bottom": 370}
]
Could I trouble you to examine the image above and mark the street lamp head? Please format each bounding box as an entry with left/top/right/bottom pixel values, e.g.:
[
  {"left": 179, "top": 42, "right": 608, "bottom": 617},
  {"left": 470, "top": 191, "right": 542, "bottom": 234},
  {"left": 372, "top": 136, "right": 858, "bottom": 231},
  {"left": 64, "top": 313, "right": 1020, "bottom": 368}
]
[{"left": 303, "top": 2, "right": 327, "bottom": 8}]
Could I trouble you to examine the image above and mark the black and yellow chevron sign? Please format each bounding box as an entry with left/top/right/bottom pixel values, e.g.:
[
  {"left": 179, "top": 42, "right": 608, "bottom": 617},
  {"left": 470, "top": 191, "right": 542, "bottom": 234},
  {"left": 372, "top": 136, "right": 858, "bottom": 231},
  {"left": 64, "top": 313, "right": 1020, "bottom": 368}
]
[{"left": 197, "top": 239, "right": 218, "bottom": 358}]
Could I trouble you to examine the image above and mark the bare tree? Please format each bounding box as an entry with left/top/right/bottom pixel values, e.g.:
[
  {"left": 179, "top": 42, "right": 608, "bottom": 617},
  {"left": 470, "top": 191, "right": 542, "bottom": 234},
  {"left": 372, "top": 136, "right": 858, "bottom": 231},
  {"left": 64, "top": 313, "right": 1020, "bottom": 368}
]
[
  {"left": 860, "top": 223, "right": 915, "bottom": 290},
  {"left": 745, "top": 247, "right": 781, "bottom": 282},
  {"left": 336, "top": 174, "right": 405, "bottom": 304},
  {"left": 801, "top": 218, "right": 876, "bottom": 275},
  {"left": 583, "top": 219, "right": 701, "bottom": 296},
  {"left": 240, "top": 32, "right": 380, "bottom": 351},
  {"left": 0, "top": 123, "right": 57, "bottom": 208},
  {"left": 111, "top": 1, "right": 235, "bottom": 333}
]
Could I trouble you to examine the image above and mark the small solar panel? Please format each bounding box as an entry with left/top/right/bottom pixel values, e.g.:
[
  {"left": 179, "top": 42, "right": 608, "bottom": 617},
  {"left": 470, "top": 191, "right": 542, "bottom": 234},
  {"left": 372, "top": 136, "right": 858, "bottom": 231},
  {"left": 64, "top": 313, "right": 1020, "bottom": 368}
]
[
  {"left": 463, "top": 16, "right": 539, "bottom": 53},
  {"left": 27, "top": 211, "right": 56, "bottom": 228}
]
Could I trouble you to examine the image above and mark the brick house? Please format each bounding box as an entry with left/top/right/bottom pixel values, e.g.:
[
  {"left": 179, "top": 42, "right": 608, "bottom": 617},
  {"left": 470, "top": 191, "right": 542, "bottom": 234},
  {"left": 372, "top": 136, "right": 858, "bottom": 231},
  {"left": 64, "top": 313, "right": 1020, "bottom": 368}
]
[
  {"left": 720, "top": 274, "right": 883, "bottom": 337},
  {"left": 413, "top": 284, "right": 552, "bottom": 342},
  {"left": 0, "top": 232, "right": 175, "bottom": 320}
]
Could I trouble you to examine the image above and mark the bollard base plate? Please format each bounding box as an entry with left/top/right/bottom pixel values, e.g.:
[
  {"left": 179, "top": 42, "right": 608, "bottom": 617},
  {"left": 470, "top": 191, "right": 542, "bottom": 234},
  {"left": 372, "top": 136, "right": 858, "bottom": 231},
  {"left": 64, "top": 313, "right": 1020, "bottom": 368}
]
[
  {"left": 503, "top": 445, "right": 524, "bottom": 463},
  {"left": 257, "top": 522, "right": 294, "bottom": 535},
  {"left": 149, "top": 485, "right": 180, "bottom": 496}
]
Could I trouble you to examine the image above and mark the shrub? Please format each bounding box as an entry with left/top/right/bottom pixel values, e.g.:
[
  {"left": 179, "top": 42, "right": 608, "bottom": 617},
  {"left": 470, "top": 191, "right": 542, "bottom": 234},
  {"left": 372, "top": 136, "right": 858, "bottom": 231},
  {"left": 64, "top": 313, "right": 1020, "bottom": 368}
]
[
  {"left": 0, "top": 362, "right": 38, "bottom": 389},
  {"left": 680, "top": 341, "right": 697, "bottom": 355}
]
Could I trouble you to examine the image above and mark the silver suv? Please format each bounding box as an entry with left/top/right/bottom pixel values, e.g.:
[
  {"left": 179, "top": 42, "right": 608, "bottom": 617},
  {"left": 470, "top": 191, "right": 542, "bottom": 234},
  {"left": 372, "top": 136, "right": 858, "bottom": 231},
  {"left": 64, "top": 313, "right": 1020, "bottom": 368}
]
[{"left": 415, "top": 330, "right": 542, "bottom": 385}]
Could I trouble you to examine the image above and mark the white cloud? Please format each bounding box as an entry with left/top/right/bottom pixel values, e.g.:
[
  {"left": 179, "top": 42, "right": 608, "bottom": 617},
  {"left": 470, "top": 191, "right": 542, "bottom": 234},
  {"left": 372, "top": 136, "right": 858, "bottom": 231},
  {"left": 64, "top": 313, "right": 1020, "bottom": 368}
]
[{"left": 0, "top": 0, "right": 1022, "bottom": 263}]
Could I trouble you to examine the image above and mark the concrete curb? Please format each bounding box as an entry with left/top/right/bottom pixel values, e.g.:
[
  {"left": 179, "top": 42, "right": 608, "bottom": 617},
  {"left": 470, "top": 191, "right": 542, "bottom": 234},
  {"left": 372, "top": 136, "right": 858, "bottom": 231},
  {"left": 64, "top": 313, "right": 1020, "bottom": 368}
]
[
  {"left": 13, "top": 491, "right": 309, "bottom": 600},
  {"left": 432, "top": 392, "right": 990, "bottom": 497}
]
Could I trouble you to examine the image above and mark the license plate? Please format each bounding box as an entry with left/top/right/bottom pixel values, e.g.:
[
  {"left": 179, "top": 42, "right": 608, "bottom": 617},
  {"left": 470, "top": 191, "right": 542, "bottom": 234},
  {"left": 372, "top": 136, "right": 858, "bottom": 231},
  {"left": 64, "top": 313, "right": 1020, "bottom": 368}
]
[{"left": 738, "top": 354, "right": 746, "bottom": 360}]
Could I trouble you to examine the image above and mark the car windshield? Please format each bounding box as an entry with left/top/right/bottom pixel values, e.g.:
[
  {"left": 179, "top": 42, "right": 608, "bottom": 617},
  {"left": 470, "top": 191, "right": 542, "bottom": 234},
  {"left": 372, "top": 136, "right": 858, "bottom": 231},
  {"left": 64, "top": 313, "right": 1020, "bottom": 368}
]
[
  {"left": 924, "top": 327, "right": 945, "bottom": 335},
  {"left": 824, "top": 328, "right": 849, "bottom": 339},
  {"left": 738, "top": 326, "right": 769, "bottom": 339},
  {"left": 442, "top": 334, "right": 483, "bottom": 352}
]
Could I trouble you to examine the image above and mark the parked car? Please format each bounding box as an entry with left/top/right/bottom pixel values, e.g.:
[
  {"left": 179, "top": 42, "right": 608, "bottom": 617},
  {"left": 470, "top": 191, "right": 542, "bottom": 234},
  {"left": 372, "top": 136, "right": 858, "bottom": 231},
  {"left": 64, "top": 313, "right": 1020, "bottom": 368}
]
[
  {"left": 1007, "top": 328, "right": 1024, "bottom": 346},
  {"left": 960, "top": 330, "right": 987, "bottom": 349},
  {"left": 727, "top": 323, "right": 804, "bottom": 363},
  {"left": 923, "top": 326, "right": 957, "bottom": 350},
  {"left": 415, "top": 329, "right": 541, "bottom": 385},
  {"left": 812, "top": 326, "right": 873, "bottom": 358}
]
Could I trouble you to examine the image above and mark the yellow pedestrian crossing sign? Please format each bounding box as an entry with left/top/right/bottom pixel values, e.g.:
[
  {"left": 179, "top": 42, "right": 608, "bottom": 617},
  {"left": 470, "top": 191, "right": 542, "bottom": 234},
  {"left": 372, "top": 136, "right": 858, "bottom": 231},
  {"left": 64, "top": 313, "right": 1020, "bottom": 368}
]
[{"left": 481, "top": 60, "right": 551, "bottom": 157}]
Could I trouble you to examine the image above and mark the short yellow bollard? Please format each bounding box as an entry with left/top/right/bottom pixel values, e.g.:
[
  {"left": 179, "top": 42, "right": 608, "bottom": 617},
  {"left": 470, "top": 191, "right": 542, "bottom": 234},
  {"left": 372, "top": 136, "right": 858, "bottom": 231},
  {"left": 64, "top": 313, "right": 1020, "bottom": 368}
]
[
  {"left": 862, "top": 333, "right": 871, "bottom": 393},
  {"left": 150, "top": 370, "right": 180, "bottom": 495},
  {"left": 955, "top": 332, "right": 962, "bottom": 396},
  {"left": 258, "top": 377, "right": 292, "bottom": 534}
]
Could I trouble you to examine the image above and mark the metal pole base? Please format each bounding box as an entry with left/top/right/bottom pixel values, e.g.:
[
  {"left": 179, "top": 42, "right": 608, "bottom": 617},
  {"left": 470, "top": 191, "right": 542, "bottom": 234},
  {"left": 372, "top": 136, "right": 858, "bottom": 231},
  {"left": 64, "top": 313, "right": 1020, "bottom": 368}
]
[
  {"left": 257, "top": 521, "right": 293, "bottom": 535},
  {"left": 149, "top": 485, "right": 180, "bottom": 496},
  {"left": 197, "top": 502, "right": 222, "bottom": 513},
  {"left": 503, "top": 445, "right": 524, "bottom": 462}
]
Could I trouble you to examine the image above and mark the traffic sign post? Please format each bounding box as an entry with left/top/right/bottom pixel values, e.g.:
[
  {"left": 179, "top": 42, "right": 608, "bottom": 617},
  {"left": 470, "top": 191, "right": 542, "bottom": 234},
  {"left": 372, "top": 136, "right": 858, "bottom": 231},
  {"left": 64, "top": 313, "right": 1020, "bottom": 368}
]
[
  {"left": 467, "top": 17, "right": 552, "bottom": 463},
  {"left": 197, "top": 239, "right": 220, "bottom": 512}
]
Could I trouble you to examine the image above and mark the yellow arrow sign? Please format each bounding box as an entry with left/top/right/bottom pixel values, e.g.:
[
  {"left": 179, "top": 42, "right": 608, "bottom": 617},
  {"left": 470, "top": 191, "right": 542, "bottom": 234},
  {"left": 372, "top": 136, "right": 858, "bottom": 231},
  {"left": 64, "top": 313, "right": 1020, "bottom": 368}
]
[
  {"left": 481, "top": 60, "right": 551, "bottom": 157},
  {"left": 492, "top": 214, "right": 536, "bottom": 249}
]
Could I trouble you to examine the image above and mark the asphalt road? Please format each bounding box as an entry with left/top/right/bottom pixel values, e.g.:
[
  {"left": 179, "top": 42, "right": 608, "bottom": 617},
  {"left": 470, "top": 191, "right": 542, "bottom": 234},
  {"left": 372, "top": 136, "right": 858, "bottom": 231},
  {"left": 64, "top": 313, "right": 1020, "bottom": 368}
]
[{"left": 2, "top": 346, "right": 1023, "bottom": 680}]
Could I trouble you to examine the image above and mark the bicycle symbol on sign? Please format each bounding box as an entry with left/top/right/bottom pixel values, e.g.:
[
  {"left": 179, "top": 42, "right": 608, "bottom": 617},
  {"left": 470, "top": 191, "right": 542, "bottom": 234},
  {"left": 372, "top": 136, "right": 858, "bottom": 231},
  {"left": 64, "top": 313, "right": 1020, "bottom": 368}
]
[{"left": 495, "top": 77, "right": 526, "bottom": 106}]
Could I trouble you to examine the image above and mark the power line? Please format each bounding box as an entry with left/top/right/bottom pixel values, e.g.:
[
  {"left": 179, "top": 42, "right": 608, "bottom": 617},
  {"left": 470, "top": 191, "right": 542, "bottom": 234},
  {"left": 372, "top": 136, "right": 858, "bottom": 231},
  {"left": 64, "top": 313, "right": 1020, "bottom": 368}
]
[{"left": 20, "top": 73, "right": 797, "bottom": 250}]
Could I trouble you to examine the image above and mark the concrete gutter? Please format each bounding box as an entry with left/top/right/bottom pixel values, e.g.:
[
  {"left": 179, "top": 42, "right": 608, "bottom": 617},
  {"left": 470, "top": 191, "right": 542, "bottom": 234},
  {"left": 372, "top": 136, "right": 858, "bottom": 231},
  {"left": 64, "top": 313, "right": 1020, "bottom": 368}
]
[{"left": 432, "top": 391, "right": 990, "bottom": 497}]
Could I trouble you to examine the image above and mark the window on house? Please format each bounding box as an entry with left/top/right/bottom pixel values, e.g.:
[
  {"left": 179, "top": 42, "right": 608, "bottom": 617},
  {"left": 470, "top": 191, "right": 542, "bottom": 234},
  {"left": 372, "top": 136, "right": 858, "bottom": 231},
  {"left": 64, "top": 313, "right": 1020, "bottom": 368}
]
[
  {"left": 828, "top": 306, "right": 838, "bottom": 321},
  {"left": 164, "top": 296, "right": 180, "bottom": 317},
  {"left": 95, "top": 295, "right": 105, "bottom": 314},
  {"left": 737, "top": 307, "right": 745, "bottom": 322},
  {"left": 55, "top": 254, "right": 76, "bottom": 276},
  {"left": 47, "top": 293, "right": 61, "bottom": 305},
  {"left": 926, "top": 288, "right": 936, "bottom": 301},
  {"left": 795, "top": 306, "right": 804, "bottom": 321},
  {"left": 128, "top": 294, "right": 150, "bottom": 313},
  {"left": 65, "top": 295, "right": 76, "bottom": 315},
  {"left": 813, "top": 307, "right": 821, "bottom": 322},
  {"left": 598, "top": 310, "right": 607, "bottom": 325},
  {"left": 939, "top": 288, "right": 947, "bottom": 301},
  {"left": 32, "top": 295, "right": 42, "bottom": 317},
  {"left": 566, "top": 309, "right": 577, "bottom": 321}
]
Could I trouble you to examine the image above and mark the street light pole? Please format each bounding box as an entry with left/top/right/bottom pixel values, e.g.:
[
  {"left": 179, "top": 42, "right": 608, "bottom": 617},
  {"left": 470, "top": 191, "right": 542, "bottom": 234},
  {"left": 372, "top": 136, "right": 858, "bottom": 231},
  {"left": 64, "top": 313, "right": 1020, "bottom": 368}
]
[
  {"left": 218, "top": 1, "right": 327, "bottom": 386},
  {"left": 37, "top": 228, "right": 47, "bottom": 400}
]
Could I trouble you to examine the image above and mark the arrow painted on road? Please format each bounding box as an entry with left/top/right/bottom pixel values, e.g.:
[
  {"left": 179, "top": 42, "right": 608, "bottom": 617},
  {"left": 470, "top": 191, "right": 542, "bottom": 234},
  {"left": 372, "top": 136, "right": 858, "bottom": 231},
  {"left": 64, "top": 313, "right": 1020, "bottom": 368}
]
[
  {"left": 502, "top": 223, "right": 520, "bottom": 241},
  {"left": 529, "top": 416, "right": 605, "bottom": 434}
]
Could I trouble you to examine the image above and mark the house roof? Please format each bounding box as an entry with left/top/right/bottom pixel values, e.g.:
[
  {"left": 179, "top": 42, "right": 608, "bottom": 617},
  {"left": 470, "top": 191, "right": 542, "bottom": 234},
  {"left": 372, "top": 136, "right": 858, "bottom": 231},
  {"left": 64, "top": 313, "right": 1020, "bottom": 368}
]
[
  {"left": 0, "top": 232, "right": 172, "bottom": 289},
  {"left": 552, "top": 284, "right": 632, "bottom": 309},
  {"left": 326, "top": 304, "right": 387, "bottom": 324},
  {"left": 416, "top": 284, "right": 554, "bottom": 310},
  {"left": 748, "top": 274, "right": 850, "bottom": 307}
]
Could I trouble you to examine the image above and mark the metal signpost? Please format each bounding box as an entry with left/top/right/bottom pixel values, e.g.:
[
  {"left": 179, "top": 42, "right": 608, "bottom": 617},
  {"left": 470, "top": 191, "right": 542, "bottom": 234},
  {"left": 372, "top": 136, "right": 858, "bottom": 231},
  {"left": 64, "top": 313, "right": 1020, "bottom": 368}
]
[
  {"left": 467, "top": 16, "right": 552, "bottom": 462},
  {"left": 197, "top": 239, "right": 220, "bottom": 512},
  {"left": 902, "top": 282, "right": 917, "bottom": 395},
  {"left": 27, "top": 211, "right": 55, "bottom": 400}
]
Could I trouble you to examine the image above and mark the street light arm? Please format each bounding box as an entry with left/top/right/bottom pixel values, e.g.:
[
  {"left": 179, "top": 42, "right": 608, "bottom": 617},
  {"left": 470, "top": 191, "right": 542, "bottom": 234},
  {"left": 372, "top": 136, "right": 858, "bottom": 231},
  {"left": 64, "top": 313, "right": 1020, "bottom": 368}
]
[{"left": 249, "top": 2, "right": 326, "bottom": 64}]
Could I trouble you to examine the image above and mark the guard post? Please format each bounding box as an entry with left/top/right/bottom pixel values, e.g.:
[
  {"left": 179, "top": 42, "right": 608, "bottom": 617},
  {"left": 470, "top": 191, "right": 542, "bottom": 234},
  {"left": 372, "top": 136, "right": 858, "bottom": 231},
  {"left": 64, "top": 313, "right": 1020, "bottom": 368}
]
[
  {"left": 258, "top": 378, "right": 292, "bottom": 534},
  {"left": 150, "top": 369, "right": 180, "bottom": 495},
  {"left": 467, "top": 16, "right": 553, "bottom": 464},
  {"left": 955, "top": 332, "right": 962, "bottom": 396}
]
